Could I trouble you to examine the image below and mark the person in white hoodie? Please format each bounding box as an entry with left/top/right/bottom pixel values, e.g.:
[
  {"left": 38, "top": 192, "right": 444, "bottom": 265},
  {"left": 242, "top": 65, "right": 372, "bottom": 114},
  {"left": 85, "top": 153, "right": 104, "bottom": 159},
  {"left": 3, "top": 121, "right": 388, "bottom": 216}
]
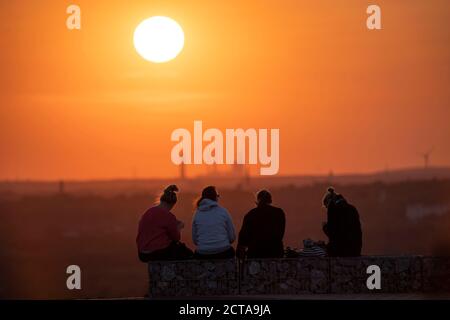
[{"left": 192, "top": 186, "right": 236, "bottom": 259}]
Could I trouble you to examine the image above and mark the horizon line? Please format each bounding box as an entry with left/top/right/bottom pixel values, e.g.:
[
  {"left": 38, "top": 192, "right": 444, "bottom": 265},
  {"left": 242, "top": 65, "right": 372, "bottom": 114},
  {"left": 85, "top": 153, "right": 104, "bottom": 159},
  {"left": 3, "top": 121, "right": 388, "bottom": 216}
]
[{"left": 1, "top": 165, "right": 449, "bottom": 184}]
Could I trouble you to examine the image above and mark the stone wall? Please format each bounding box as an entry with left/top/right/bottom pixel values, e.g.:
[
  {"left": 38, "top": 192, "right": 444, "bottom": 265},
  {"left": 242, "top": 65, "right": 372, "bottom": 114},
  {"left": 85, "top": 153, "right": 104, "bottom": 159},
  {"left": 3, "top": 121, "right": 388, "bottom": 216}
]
[
  {"left": 148, "top": 256, "right": 450, "bottom": 297},
  {"left": 148, "top": 259, "right": 238, "bottom": 297}
]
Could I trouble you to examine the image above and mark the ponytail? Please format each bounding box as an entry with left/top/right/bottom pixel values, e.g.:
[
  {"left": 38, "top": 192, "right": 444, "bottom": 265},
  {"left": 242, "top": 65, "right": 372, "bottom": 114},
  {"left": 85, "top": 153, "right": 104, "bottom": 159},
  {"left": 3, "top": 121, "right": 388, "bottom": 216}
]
[
  {"left": 323, "top": 186, "right": 336, "bottom": 207},
  {"left": 160, "top": 185, "right": 179, "bottom": 205}
]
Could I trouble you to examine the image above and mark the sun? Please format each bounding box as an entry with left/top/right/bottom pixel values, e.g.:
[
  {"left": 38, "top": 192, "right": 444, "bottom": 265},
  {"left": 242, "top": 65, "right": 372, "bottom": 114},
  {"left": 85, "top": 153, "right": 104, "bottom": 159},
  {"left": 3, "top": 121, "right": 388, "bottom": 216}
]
[{"left": 133, "top": 16, "right": 184, "bottom": 63}]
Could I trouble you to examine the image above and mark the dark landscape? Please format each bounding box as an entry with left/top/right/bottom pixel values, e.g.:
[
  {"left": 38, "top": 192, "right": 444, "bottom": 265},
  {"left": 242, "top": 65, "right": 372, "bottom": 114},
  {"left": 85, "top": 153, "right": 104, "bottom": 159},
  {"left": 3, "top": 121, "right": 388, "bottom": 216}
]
[{"left": 0, "top": 168, "right": 449, "bottom": 299}]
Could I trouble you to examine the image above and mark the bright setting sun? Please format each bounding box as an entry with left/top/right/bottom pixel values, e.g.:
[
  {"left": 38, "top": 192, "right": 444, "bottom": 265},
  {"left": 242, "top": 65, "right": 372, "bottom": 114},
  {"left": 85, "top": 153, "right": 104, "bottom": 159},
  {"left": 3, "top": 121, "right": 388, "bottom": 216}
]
[{"left": 133, "top": 16, "right": 184, "bottom": 63}]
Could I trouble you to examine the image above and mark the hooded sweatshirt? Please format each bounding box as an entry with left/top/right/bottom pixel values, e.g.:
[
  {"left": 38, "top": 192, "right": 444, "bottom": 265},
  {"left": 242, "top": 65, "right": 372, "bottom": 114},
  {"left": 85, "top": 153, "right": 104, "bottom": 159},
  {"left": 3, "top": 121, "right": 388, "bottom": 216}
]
[{"left": 192, "top": 199, "right": 236, "bottom": 254}]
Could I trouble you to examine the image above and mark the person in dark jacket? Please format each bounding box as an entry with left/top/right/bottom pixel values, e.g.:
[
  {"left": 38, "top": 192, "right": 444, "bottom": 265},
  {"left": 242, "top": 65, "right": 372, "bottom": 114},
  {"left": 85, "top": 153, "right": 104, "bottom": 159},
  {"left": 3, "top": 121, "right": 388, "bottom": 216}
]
[
  {"left": 322, "top": 187, "right": 362, "bottom": 257},
  {"left": 237, "top": 190, "right": 285, "bottom": 259}
]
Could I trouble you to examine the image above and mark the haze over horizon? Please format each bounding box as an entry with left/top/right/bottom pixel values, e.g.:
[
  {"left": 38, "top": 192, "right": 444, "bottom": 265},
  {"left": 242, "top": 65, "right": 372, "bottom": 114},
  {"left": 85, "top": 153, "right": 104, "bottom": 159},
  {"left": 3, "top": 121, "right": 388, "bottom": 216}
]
[{"left": 0, "top": 165, "right": 449, "bottom": 185}]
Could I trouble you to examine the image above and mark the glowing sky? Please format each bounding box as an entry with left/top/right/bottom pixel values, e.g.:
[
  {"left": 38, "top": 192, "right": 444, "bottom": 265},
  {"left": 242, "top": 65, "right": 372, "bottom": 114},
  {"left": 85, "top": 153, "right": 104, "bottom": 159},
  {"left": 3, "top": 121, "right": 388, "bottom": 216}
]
[{"left": 0, "top": 0, "right": 449, "bottom": 180}]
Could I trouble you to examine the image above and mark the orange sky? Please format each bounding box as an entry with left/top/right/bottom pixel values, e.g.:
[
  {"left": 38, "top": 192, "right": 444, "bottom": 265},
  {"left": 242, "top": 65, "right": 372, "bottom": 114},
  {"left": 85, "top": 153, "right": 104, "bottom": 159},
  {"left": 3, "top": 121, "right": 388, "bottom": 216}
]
[{"left": 0, "top": 0, "right": 449, "bottom": 180}]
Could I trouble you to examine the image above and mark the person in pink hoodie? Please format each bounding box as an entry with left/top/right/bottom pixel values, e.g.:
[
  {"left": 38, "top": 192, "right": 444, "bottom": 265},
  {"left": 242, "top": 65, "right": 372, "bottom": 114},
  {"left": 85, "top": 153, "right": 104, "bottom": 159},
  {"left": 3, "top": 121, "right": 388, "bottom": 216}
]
[{"left": 137, "top": 185, "right": 193, "bottom": 262}]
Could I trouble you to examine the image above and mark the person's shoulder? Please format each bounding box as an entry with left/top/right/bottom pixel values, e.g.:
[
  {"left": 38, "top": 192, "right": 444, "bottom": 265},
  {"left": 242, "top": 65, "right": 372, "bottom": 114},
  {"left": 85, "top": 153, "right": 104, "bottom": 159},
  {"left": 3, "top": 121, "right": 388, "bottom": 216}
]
[
  {"left": 270, "top": 205, "right": 285, "bottom": 215},
  {"left": 139, "top": 208, "right": 151, "bottom": 223},
  {"left": 244, "top": 207, "right": 259, "bottom": 219},
  {"left": 143, "top": 206, "right": 157, "bottom": 216},
  {"left": 143, "top": 206, "right": 170, "bottom": 220},
  {"left": 160, "top": 209, "right": 177, "bottom": 223},
  {"left": 215, "top": 205, "right": 229, "bottom": 215},
  {"left": 347, "top": 203, "right": 359, "bottom": 214},
  {"left": 192, "top": 209, "right": 202, "bottom": 220},
  {"left": 156, "top": 206, "right": 177, "bottom": 220},
  {"left": 247, "top": 207, "right": 259, "bottom": 215}
]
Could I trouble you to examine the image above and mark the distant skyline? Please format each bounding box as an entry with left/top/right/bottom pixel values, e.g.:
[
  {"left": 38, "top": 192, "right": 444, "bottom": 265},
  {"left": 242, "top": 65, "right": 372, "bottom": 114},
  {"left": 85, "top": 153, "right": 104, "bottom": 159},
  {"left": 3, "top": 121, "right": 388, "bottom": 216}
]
[
  {"left": 1, "top": 0, "right": 449, "bottom": 180},
  {"left": 2, "top": 164, "right": 449, "bottom": 183}
]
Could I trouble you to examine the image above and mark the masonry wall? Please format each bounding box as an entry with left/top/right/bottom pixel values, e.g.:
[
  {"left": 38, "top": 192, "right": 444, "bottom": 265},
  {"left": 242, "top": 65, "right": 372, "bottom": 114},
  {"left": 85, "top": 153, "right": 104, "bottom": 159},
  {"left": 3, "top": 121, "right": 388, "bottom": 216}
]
[{"left": 148, "top": 256, "right": 450, "bottom": 297}]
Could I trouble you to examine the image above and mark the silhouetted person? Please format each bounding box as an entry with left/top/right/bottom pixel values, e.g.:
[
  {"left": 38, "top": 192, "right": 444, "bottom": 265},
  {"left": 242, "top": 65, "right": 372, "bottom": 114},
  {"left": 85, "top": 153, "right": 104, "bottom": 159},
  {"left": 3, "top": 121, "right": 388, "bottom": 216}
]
[
  {"left": 322, "top": 187, "right": 362, "bottom": 257},
  {"left": 136, "top": 185, "right": 193, "bottom": 262},
  {"left": 237, "top": 190, "right": 285, "bottom": 259},
  {"left": 192, "top": 186, "right": 236, "bottom": 259}
]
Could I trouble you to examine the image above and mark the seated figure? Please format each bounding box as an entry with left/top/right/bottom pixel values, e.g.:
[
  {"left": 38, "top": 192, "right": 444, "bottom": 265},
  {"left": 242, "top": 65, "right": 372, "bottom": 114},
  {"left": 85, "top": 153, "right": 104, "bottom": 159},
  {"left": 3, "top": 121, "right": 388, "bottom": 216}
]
[
  {"left": 192, "top": 186, "right": 236, "bottom": 259},
  {"left": 136, "top": 185, "right": 193, "bottom": 262},
  {"left": 322, "top": 187, "right": 362, "bottom": 257},
  {"left": 237, "top": 190, "right": 286, "bottom": 259}
]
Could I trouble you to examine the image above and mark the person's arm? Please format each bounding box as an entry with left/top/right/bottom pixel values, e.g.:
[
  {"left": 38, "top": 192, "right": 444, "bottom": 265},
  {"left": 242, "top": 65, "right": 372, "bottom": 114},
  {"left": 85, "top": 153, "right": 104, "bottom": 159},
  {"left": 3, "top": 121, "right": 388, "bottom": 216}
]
[
  {"left": 166, "top": 214, "right": 181, "bottom": 242},
  {"left": 352, "top": 207, "right": 363, "bottom": 251},
  {"left": 136, "top": 216, "right": 144, "bottom": 251},
  {"left": 279, "top": 209, "right": 286, "bottom": 240},
  {"left": 325, "top": 208, "right": 338, "bottom": 239},
  {"left": 322, "top": 222, "right": 329, "bottom": 236},
  {"left": 236, "top": 213, "right": 250, "bottom": 259},
  {"left": 177, "top": 220, "right": 185, "bottom": 231},
  {"left": 224, "top": 209, "right": 236, "bottom": 244},
  {"left": 238, "top": 213, "right": 250, "bottom": 247},
  {"left": 192, "top": 213, "right": 198, "bottom": 246}
]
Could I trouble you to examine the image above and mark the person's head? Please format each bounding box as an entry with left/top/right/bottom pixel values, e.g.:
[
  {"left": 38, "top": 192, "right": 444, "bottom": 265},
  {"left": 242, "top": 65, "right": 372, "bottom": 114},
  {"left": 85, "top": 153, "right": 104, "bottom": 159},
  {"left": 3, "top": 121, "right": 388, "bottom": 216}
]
[
  {"left": 256, "top": 189, "right": 272, "bottom": 206},
  {"left": 159, "top": 185, "right": 179, "bottom": 210},
  {"left": 322, "top": 186, "right": 344, "bottom": 208},
  {"left": 196, "top": 186, "right": 219, "bottom": 207}
]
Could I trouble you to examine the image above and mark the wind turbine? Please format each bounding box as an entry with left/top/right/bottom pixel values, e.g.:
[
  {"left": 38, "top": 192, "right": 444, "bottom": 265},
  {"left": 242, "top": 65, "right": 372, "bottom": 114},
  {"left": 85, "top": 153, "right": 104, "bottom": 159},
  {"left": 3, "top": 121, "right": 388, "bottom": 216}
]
[{"left": 419, "top": 147, "right": 434, "bottom": 169}]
